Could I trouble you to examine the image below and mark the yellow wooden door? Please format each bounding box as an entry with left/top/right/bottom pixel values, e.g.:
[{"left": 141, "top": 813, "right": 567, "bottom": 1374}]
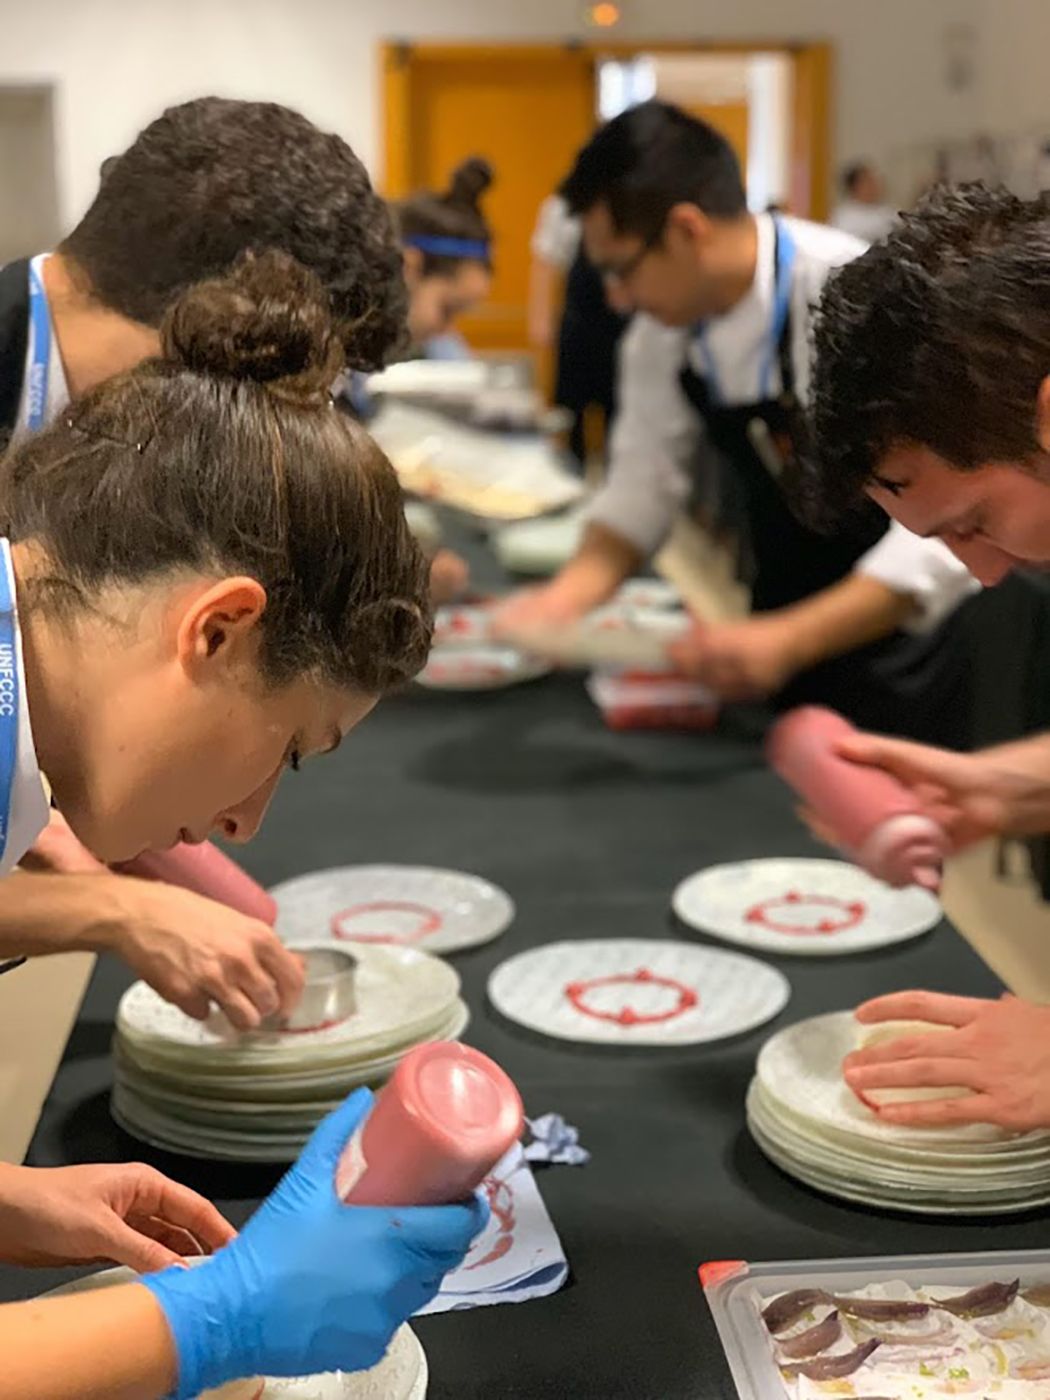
[
  {"left": 682, "top": 101, "right": 750, "bottom": 174},
  {"left": 383, "top": 45, "right": 596, "bottom": 359}
]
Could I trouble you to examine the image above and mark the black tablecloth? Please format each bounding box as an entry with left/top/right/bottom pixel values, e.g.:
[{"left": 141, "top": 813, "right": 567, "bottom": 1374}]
[{"left": 1, "top": 559, "right": 1043, "bottom": 1398}]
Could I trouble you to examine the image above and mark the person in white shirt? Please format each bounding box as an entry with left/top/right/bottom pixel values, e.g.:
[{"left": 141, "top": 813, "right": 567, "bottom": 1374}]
[
  {"left": 831, "top": 161, "right": 898, "bottom": 245},
  {"left": 498, "top": 102, "right": 977, "bottom": 739}
]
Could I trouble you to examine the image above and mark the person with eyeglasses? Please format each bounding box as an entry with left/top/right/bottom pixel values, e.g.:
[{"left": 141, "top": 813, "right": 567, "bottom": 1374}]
[{"left": 496, "top": 102, "right": 978, "bottom": 741}]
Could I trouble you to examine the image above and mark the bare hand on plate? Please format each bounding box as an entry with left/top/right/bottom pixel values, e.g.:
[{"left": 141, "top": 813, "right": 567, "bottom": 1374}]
[
  {"left": 843, "top": 990, "right": 1050, "bottom": 1131},
  {"left": 109, "top": 880, "right": 305, "bottom": 1031},
  {"left": 489, "top": 584, "right": 587, "bottom": 638},
  {"left": 666, "top": 616, "right": 799, "bottom": 700},
  {"left": 0, "top": 1161, "right": 235, "bottom": 1272},
  {"left": 428, "top": 549, "right": 471, "bottom": 606}
]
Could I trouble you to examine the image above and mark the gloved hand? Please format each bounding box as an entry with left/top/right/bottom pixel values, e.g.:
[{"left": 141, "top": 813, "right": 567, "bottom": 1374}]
[{"left": 142, "top": 1088, "right": 487, "bottom": 1399}]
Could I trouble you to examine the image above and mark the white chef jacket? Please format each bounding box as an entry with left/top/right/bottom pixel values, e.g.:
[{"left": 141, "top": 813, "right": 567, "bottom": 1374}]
[{"left": 586, "top": 212, "right": 978, "bottom": 633}]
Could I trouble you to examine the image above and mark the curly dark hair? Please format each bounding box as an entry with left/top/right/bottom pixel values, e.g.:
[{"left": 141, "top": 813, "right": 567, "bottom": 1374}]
[
  {"left": 809, "top": 182, "right": 1050, "bottom": 522},
  {"left": 2, "top": 251, "right": 431, "bottom": 694},
  {"left": 62, "top": 97, "right": 408, "bottom": 371}
]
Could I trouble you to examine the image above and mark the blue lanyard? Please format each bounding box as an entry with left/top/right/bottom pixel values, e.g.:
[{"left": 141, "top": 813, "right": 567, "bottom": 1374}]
[
  {"left": 0, "top": 542, "right": 20, "bottom": 872},
  {"left": 694, "top": 216, "right": 797, "bottom": 407},
  {"left": 26, "top": 263, "right": 52, "bottom": 434}
]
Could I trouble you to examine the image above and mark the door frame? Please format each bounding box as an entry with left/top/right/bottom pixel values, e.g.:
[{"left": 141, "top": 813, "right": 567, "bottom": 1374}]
[{"left": 380, "top": 39, "right": 834, "bottom": 220}]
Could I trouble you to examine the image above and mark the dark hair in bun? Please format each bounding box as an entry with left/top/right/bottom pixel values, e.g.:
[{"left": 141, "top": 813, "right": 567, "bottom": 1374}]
[
  {"left": 397, "top": 156, "right": 495, "bottom": 273},
  {"left": 162, "top": 250, "right": 345, "bottom": 406},
  {"left": 1, "top": 250, "right": 431, "bottom": 695}
]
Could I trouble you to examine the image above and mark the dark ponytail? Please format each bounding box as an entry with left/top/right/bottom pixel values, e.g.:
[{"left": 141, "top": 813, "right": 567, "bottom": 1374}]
[{"left": 397, "top": 157, "right": 494, "bottom": 274}]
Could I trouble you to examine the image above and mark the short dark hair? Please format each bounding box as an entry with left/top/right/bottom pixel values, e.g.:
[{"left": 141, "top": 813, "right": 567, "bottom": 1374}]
[
  {"left": 4, "top": 251, "right": 431, "bottom": 694},
  {"left": 62, "top": 97, "right": 407, "bottom": 371},
  {"left": 559, "top": 100, "right": 747, "bottom": 238},
  {"left": 396, "top": 157, "right": 494, "bottom": 275},
  {"left": 809, "top": 182, "right": 1050, "bottom": 520}
]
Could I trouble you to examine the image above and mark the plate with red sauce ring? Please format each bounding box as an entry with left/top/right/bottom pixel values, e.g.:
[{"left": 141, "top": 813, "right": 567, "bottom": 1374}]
[
  {"left": 672, "top": 858, "right": 941, "bottom": 957},
  {"left": 487, "top": 938, "right": 789, "bottom": 1046},
  {"left": 272, "top": 864, "right": 515, "bottom": 956}
]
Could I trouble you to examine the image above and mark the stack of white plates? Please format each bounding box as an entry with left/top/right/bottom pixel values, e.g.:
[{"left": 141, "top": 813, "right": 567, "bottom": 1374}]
[
  {"left": 112, "top": 942, "right": 468, "bottom": 1162},
  {"left": 748, "top": 1012, "right": 1050, "bottom": 1215},
  {"left": 44, "top": 1265, "right": 428, "bottom": 1399}
]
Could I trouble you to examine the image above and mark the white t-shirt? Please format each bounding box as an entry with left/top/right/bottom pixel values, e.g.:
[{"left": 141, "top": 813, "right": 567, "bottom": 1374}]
[
  {"left": 12, "top": 255, "right": 70, "bottom": 445},
  {"left": 587, "top": 212, "right": 978, "bottom": 631},
  {"left": 0, "top": 540, "right": 49, "bottom": 875}
]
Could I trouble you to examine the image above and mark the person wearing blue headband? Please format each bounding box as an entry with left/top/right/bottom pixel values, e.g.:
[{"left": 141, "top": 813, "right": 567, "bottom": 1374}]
[
  {"left": 396, "top": 158, "right": 494, "bottom": 353},
  {"left": 392, "top": 159, "right": 495, "bottom": 602}
]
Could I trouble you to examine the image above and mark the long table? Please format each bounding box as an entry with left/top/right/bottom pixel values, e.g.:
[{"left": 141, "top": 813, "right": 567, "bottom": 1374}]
[{"left": 0, "top": 602, "right": 1043, "bottom": 1398}]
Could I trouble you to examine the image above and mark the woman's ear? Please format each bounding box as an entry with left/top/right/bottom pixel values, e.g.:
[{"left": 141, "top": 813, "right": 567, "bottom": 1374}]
[{"left": 176, "top": 577, "right": 268, "bottom": 677}]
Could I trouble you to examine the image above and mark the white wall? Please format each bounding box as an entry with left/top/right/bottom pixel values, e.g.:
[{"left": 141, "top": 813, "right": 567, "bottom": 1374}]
[
  {"left": 0, "top": 0, "right": 986, "bottom": 230},
  {"left": 974, "top": 0, "right": 1050, "bottom": 135}
]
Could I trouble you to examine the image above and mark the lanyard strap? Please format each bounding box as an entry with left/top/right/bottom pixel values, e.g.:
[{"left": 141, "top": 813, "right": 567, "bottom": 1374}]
[
  {"left": 693, "top": 216, "right": 798, "bottom": 408},
  {"left": 0, "top": 542, "right": 20, "bottom": 869},
  {"left": 25, "top": 262, "right": 52, "bottom": 435}
]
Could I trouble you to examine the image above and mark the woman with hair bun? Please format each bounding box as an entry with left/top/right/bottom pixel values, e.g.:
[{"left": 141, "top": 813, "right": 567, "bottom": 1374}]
[
  {"left": 0, "top": 249, "right": 485, "bottom": 1398},
  {"left": 382, "top": 157, "right": 496, "bottom": 602},
  {"left": 396, "top": 156, "right": 495, "bottom": 351}
]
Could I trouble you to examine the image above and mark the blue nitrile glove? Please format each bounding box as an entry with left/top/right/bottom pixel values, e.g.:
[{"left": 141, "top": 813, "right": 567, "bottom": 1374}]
[{"left": 142, "top": 1087, "right": 488, "bottom": 1400}]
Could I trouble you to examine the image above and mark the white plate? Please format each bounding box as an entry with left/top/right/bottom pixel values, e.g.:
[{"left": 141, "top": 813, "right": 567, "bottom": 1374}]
[
  {"left": 487, "top": 938, "right": 789, "bottom": 1046},
  {"left": 43, "top": 1266, "right": 427, "bottom": 1398},
  {"left": 614, "top": 578, "right": 682, "bottom": 611},
  {"left": 747, "top": 1081, "right": 1050, "bottom": 1191},
  {"left": 672, "top": 857, "right": 942, "bottom": 957},
  {"left": 417, "top": 643, "right": 550, "bottom": 691},
  {"left": 757, "top": 1011, "right": 1050, "bottom": 1152},
  {"left": 431, "top": 604, "right": 493, "bottom": 649},
  {"left": 114, "top": 1002, "right": 470, "bottom": 1108},
  {"left": 749, "top": 1113, "right": 1050, "bottom": 1217},
  {"left": 273, "top": 866, "right": 514, "bottom": 957},
  {"left": 116, "top": 944, "right": 460, "bottom": 1065},
  {"left": 494, "top": 511, "right": 586, "bottom": 576}
]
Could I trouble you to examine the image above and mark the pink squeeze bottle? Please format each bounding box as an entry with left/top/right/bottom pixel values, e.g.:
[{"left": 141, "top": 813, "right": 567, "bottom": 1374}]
[
  {"left": 336, "top": 1042, "right": 524, "bottom": 1206},
  {"left": 115, "top": 842, "right": 278, "bottom": 925},
  {"left": 767, "top": 706, "right": 947, "bottom": 890}
]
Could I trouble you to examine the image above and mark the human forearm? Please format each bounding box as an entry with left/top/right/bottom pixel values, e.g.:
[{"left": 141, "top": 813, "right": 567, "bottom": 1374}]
[
  {"left": 546, "top": 523, "right": 642, "bottom": 616},
  {"left": 770, "top": 574, "right": 914, "bottom": 674},
  {"left": 0, "top": 1286, "right": 176, "bottom": 1400},
  {"left": 0, "top": 871, "right": 133, "bottom": 959}
]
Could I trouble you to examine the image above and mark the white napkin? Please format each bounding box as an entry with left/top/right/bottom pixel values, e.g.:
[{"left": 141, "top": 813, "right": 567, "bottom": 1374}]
[{"left": 419, "top": 1143, "right": 568, "bottom": 1314}]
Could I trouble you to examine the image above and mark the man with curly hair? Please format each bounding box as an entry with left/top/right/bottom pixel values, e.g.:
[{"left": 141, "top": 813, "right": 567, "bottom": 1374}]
[
  {"left": 806, "top": 183, "right": 1050, "bottom": 1135},
  {"left": 0, "top": 96, "right": 406, "bottom": 438}
]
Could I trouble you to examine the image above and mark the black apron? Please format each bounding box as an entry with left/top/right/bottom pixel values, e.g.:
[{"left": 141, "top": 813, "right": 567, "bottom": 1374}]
[
  {"left": 677, "top": 231, "right": 975, "bottom": 745},
  {"left": 555, "top": 248, "right": 628, "bottom": 466},
  {"left": 0, "top": 258, "right": 30, "bottom": 441}
]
